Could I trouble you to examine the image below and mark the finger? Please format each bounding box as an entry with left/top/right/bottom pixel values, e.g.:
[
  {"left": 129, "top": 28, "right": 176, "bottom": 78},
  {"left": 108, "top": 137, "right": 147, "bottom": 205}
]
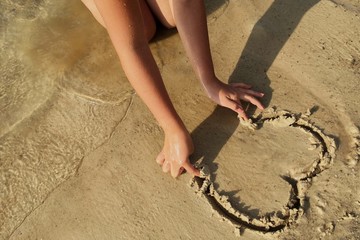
[
  {"left": 156, "top": 151, "right": 165, "bottom": 165},
  {"left": 237, "top": 107, "right": 249, "bottom": 121},
  {"left": 183, "top": 161, "right": 200, "bottom": 176},
  {"left": 230, "top": 82, "right": 252, "bottom": 89},
  {"left": 242, "top": 95, "right": 265, "bottom": 110},
  {"left": 226, "top": 98, "right": 249, "bottom": 120},
  {"left": 170, "top": 162, "right": 182, "bottom": 178},
  {"left": 162, "top": 161, "right": 170, "bottom": 173},
  {"left": 240, "top": 89, "right": 264, "bottom": 98}
]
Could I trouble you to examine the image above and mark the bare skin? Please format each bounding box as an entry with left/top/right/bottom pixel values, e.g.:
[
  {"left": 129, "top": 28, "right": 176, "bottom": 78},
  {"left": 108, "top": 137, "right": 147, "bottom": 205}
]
[{"left": 81, "top": 0, "right": 264, "bottom": 178}]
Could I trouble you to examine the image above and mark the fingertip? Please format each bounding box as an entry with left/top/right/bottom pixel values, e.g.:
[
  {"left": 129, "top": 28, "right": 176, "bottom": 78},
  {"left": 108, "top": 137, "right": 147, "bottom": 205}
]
[
  {"left": 190, "top": 168, "right": 200, "bottom": 177},
  {"left": 193, "top": 169, "right": 201, "bottom": 177},
  {"left": 258, "top": 103, "right": 265, "bottom": 110},
  {"left": 184, "top": 163, "right": 200, "bottom": 177},
  {"left": 189, "top": 166, "right": 200, "bottom": 177},
  {"left": 237, "top": 110, "right": 249, "bottom": 121}
]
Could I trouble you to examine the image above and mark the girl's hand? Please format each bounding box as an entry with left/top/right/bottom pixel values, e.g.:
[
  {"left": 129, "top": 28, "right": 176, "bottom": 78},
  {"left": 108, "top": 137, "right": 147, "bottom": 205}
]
[
  {"left": 156, "top": 126, "right": 200, "bottom": 178},
  {"left": 203, "top": 78, "right": 265, "bottom": 120}
]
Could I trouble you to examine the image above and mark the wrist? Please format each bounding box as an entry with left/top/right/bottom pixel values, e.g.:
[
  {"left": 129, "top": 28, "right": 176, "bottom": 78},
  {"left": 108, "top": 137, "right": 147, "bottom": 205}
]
[
  {"left": 199, "top": 75, "right": 223, "bottom": 99},
  {"left": 198, "top": 70, "right": 217, "bottom": 85},
  {"left": 158, "top": 114, "right": 187, "bottom": 135},
  {"left": 162, "top": 120, "right": 193, "bottom": 149}
]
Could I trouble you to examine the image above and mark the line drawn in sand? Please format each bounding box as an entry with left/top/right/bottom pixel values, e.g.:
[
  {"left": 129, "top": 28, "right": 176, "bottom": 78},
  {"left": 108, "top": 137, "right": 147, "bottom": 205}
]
[{"left": 190, "top": 107, "right": 337, "bottom": 236}]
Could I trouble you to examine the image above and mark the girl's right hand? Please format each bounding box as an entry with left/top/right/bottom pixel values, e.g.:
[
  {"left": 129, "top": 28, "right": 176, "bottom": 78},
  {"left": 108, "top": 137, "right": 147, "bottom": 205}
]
[{"left": 156, "top": 126, "right": 200, "bottom": 178}]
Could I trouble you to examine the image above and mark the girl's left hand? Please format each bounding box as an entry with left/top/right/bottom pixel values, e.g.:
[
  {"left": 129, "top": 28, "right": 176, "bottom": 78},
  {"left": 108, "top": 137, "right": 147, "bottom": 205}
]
[{"left": 203, "top": 77, "right": 265, "bottom": 120}]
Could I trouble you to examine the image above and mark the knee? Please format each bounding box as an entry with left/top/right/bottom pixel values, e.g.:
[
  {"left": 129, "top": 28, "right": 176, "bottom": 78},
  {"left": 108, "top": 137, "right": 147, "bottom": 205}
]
[{"left": 146, "top": 20, "right": 157, "bottom": 41}]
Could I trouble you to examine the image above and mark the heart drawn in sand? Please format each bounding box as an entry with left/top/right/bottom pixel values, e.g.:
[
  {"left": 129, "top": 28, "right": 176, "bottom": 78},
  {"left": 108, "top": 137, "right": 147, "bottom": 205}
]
[{"left": 190, "top": 107, "right": 336, "bottom": 236}]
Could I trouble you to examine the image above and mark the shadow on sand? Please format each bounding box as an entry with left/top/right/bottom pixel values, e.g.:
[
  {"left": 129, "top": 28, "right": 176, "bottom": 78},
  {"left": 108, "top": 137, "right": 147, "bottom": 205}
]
[{"left": 190, "top": 0, "right": 320, "bottom": 218}]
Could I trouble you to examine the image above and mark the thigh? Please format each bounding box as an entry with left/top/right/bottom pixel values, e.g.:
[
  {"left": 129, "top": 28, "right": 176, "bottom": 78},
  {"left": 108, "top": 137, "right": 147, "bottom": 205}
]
[
  {"left": 146, "top": 0, "right": 175, "bottom": 28},
  {"left": 81, "top": 0, "right": 156, "bottom": 41},
  {"left": 81, "top": 0, "right": 106, "bottom": 27},
  {"left": 139, "top": 0, "right": 157, "bottom": 40}
]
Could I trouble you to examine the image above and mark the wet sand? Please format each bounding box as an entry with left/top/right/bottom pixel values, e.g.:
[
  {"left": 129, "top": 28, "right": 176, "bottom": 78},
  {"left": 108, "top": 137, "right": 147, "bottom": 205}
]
[{"left": 1, "top": 0, "right": 360, "bottom": 239}]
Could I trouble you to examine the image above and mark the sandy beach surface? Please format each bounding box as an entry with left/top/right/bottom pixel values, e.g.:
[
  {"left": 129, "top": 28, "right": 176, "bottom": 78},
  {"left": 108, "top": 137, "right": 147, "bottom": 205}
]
[{"left": 1, "top": 0, "right": 360, "bottom": 239}]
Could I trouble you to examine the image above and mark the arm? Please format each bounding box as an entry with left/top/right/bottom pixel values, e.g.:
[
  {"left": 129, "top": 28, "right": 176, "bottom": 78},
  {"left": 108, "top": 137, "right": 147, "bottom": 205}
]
[
  {"left": 94, "top": 0, "right": 179, "bottom": 130},
  {"left": 93, "top": 0, "right": 199, "bottom": 177},
  {"left": 170, "top": 0, "right": 264, "bottom": 120}
]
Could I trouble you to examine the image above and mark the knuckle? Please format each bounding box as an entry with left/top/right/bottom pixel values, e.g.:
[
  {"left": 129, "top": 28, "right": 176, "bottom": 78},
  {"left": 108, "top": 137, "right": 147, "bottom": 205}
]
[
  {"left": 233, "top": 106, "right": 241, "bottom": 111},
  {"left": 237, "top": 106, "right": 244, "bottom": 112},
  {"left": 177, "top": 159, "right": 185, "bottom": 165}
]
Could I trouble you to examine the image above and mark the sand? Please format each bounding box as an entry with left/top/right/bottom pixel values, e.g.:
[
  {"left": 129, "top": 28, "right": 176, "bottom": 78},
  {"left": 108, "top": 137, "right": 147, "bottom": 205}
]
[{"left": 1, "top": 0, "right": 359, "bottom": 239}]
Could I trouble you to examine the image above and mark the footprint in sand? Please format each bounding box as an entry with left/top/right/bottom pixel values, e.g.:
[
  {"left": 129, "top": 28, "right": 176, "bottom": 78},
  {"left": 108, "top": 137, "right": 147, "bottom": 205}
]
[{"left": 190, "top": 107, "right": 337, "bottom": 235}]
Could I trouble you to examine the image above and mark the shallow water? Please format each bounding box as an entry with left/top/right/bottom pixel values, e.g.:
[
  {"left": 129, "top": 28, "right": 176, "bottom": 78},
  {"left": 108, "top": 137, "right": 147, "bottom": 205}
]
[{"left": 0, "top": 1, "right": 135, "bottom": 238}]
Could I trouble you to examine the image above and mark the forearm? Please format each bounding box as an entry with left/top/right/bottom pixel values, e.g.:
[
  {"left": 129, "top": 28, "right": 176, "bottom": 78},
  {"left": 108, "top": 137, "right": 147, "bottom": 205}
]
[
  {"left": 92, "top": 0, "right": 185, "bottom": 132},
  {"left": 170, "top": 0, "right": 217, "bottom": 85},
  {"left": 119, "top": 45, "right": 185, "bottom": 132}
]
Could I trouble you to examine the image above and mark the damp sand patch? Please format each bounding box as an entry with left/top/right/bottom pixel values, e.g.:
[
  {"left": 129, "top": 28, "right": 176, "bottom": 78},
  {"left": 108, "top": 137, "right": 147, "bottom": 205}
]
[
  {"left": 0, "top": 88, "right": 134, "bottom": 239},
  {"left": 190, "top": 108, "right": 336, "bottom": 236}
]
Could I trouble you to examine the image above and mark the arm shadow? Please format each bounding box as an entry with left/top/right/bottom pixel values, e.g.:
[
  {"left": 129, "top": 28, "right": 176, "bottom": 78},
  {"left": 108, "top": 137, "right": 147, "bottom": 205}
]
[{"left": 190, "top": 0, "right": 320, "bottom": 213}]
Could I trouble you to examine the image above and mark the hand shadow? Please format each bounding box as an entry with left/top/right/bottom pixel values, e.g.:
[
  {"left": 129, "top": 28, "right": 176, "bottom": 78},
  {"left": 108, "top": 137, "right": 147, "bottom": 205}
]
[{"left": 191, "top": 0, "right": 320, "bottom": 217}]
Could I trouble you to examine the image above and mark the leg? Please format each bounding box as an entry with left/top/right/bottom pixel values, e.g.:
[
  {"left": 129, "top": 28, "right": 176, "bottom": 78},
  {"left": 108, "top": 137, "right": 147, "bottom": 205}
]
[
  {"left": 81, "top": 0, "right": 156, "bottom": 41},
  {"left": 140, "top": 0, "right": 157, "bottom": 40},
  {"left": 81, "top": 0, "right": 106, "bottom": 27},
  {"left": 146, "top": 0, "right": 176, "bottom": 28}
]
